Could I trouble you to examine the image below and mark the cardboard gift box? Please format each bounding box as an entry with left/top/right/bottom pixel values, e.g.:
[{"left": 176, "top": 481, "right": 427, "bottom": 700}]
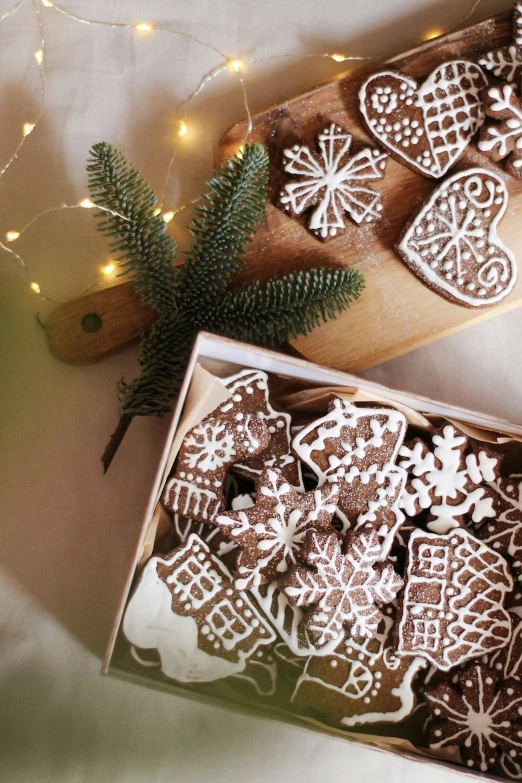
[{"left": 103, "top": 331, "right": 522, "bottom": 782}]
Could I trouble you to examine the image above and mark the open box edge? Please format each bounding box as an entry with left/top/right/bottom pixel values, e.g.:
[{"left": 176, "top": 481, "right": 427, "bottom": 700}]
[{"left": 103, "top": 331, "right": 522, "bottom": 783}]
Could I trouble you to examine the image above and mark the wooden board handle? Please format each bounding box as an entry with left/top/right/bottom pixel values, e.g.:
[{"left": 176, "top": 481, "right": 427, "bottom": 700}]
[{"left": 47, "top": 283, "right": 156, "bottom": 363}]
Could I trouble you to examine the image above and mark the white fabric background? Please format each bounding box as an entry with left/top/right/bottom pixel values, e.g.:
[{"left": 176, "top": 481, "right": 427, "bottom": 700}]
[{"left": 0, "top": 0, "right": 519, "bottom": 780}]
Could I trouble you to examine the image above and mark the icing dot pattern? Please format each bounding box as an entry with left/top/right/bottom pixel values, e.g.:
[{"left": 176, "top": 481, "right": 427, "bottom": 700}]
[{"left": 360, "top": 61, "right": 487, "bottom": 179}]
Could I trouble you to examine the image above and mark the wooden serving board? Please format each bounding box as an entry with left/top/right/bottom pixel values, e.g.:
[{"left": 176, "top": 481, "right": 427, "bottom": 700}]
[{"left": 48, "top": 8, "right": 522, "bottom": 369}]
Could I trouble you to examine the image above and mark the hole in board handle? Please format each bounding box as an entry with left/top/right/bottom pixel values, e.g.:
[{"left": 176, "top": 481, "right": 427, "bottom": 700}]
[{"left": 81, "top": 313, "right": 103, "bottom": 333}]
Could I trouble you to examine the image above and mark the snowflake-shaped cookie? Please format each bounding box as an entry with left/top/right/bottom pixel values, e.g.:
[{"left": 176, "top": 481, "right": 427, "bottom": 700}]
[
  {"left": 278, "top": 123, "right": 388, "bottom": 241},
  {"left": 216, "top": 467, "right": 338, "bottom": 590},
  {"left": 398, "top": 423, "right": 502, "bottom": 534},
  {"left": 425, "top": 663, "right": 522, "bottom": 773},
  {"left": 473, "top": 475, "right": 522, "bottom": 585},
  {"left": 479, "top": 2, "right": 522, "bottom": 83},
  {"left": 479, "top": 83, "right": 522, "bottom": 180},
  {"left": 279, "top": 529, "right": 403, "bottom": 649},
  {"left": 163, "top": 405, "right": 270, "bottom": 522}
]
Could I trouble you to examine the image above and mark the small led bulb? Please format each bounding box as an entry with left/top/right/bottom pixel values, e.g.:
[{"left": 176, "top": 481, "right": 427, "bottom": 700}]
[
  {"left": 6, "top": 231, "right": 20, "bottom": 241},
  {"left": 178, "top": 121, "right": 187, "bottom": 137},
  {"left": 163, "top": 211, "right": 174, "bottom": 223},
  {"left": 135, "top": 23, "right": 152, "bottom": 31},
  {"left": 229, "top": 60, "right": 243, "bottom": 72},
  {"left": 102, "top": 263, "right": 115, "bottom": 275},
  {"left": 331, "top": 53, "right": 346, "bottom": 62},
  {"left": 34, "top": 50, "right": 44, "bottom": 66},
  {"left": 22, "top": 122, "right": 35, "bottom": 136},
  {"left": 30, "top": 282, "right": 41, "bottom": 293},
  {"left": 79, "top": 198, "right": 94, "bottom": 208}
]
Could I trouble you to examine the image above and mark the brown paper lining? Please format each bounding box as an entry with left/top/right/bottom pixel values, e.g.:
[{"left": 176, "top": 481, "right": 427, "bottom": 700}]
[{"left": 133, "top": 361, "right": 522, "bottom": 771}]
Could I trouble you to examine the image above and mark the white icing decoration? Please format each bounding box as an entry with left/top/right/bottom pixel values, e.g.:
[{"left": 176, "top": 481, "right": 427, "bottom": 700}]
[
  {"left": 279, "top": 123, "right": 388, "bottom": 238},
  {"left": 292, "top": 398, "right": 406, "bottom": 532},
  {"left": 396, "top": 528, "right": 513, "bottom": 670},
  {"left": 479, "top": 4, "right": 522, "bottom": 83},
  {"left": 292, "top": 612, "right": 426, "bottom": 726},
  {"left": 398, "top": 423, "right": 501, "bottom": 532},
  {"left": 281, "top": 529, "right": 403, "bottom": 648},
  {"left": 184, "top": 420, "right": 236, "bottom": 472},
  {"left": 223, "top": 369, "right": 303, "bottom": 491},
  {"left": 360, "top": 61, "right": 487, "bottom": 178},
  {"left": 398, "top": 169, "right": 517, "bottom": 307},
  {"left": 216, "top": 467, "right": 338, "bottom": 590},
  {"left": 353, "top": 465, "right": 407, "bottom": 559},
  {"left": 123, "top": 535, "right": 274, "bottom": 683},
  {"left": 251, "top": 581, "right": 338, "bottom": 657},
  {"left": 164, "top": 478, "right": 221, "bottom": 521},
  {"left": 428, "top": 664, "right": 522, "bottom": 773},
  {"left": 479, "top": 84, "right": 522, "bottom": 178}
]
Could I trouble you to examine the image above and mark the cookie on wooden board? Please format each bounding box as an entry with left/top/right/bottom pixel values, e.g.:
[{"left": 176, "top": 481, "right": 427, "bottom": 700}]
[
  {"left": 122, "top": 534, "right": 275, "bottom": 683},
  {"left": 395, "top": 168, "right": 517, "bottom": 308},
  {"left": 479, "top": 2, "right": 522, "bottom": 83},
  {"left": 479, "top": 82, "right": 522, "bottom": 179},
  {"left": 359, "top": 61, "right": 487, "bottom": 178},
  {"left": 278, "top": 123, "right": 388, "bottom": 241}
]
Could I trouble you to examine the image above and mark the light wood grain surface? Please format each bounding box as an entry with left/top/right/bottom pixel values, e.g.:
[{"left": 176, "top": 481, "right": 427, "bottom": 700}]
[{"left": 218, "top": 8, "right": 522, "bottom": 372}]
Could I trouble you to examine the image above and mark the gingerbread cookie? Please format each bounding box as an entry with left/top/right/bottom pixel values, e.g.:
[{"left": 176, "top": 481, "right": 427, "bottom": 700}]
[
  {"left": 359, "top": 61, "right": 487, "bottom": 178},
  {"left": 279, "top": 529, "right": 403, "bottom": 650},
  {"left": 216, "top": 467, "right": 338, "bottom": 590},
  {"left": 425, "top": 663, "right": 522, "bottom": 773},
  {"left": 223, "top": 369, "right": 303, "bottom": 489},
  {"left": 484, "top": 607, "right": 522, "bottom": 682},
  {"left": 292, "top": 398, "right": 407, "bottom": 533},
  {"left": 479, "top": 2, "right": 522, "bottom": 83},
  {"left": 395, "top": 168, "right": 517, "bottom": 308},
  {"left": 351, "top": 465, "right": 407, "bottom": 559},
  {"left": 230, "top": 644, "right": 278, "bottom": 697},
  {"left": 250, "top": 581, "right": 337, "bottom": 657},
  {"left": 292, "top": 607, "right": 426, "bottom": 727},
  {"left": 170, "top": 513, "right": 239, "bottom": 571},
  {"left": 163, "top": 404, "right": 269, "bottom": 522},
  {"left": 396, "top": 527, "right": 513, "bottom": 670},
  {"left": 278, "top": 123, "right": 388, "bottom": 241},
  {"left": 479, "top": 83, "right": 522, "bottom": 180},
  {"left": 122, "top": 534, "right": 275, "bottom": 683},
  {"left": 473, "top": 475, "right": 522, "bottom": 585},
  {"left": 398, "top": 423, "right": 502, "bottom": 533}
]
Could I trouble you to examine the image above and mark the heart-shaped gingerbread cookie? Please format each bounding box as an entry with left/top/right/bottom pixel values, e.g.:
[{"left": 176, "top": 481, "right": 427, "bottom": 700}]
[
  {"left": 395, "top": 168, "right": 517, "bottom": 307},
  {"left": 359, "top": 61, "right": 487, "bottom": 179}
]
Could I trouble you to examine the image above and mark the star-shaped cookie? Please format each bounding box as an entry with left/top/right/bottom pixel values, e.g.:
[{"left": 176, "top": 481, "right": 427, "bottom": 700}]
[{"left": 215, "top": 467, "right": 338, "bottom": 590}]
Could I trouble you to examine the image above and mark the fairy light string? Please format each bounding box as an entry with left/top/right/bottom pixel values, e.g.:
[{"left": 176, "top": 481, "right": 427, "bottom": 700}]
[{"left": 0, "top": 0, "right": 485, "bottom": 303}]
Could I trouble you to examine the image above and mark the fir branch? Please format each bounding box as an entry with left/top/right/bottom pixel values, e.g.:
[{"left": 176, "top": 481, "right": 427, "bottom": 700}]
[
  {"left": 87, "top": 142, "right": 179, "bottom": 318},
  {"left": 203, "top": 267, "right": 365, "bottom": 346},
  {"left": 88, "top": 141, "right": 366, "bottom": 471},
  {"left": 178, "top": 143, "right": 269, "bottom": 310},
  {"left": 118, "top": 314, "right": 193, "bottom": 418}
]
